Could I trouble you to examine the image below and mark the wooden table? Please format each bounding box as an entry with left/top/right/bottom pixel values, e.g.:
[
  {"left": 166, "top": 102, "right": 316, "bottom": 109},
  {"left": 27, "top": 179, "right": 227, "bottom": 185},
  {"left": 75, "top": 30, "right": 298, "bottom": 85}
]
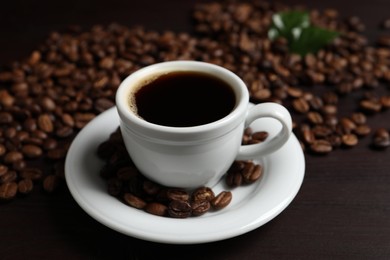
[{"left": 1, "top": 0, "right": 389, "bottom": 259}]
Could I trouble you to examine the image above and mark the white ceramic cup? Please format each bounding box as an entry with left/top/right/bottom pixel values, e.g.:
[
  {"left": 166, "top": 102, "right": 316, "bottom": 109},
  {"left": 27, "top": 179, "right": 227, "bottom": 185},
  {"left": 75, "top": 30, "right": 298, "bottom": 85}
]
[{"left": 116, "top": 61, "right": 292, "bottom": 188}]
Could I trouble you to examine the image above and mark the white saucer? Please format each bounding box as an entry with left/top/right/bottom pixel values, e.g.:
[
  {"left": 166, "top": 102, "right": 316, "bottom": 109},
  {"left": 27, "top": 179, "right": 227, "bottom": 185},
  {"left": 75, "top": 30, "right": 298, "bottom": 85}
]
[{"left": 65, "top": 107, "right": 305, "bottom": 244}]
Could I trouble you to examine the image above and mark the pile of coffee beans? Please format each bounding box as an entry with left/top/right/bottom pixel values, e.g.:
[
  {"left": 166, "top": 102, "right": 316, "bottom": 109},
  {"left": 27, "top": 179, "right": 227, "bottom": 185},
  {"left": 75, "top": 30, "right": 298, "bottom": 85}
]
[
  {"left": 97, "top": 127, "right": 264, "bottom": 218},
  {"left": 192, "top": 1, "right": 390, "bottom": 154},
  {"left": 0, "top": 0, "right": 389, "bottom": 201}
]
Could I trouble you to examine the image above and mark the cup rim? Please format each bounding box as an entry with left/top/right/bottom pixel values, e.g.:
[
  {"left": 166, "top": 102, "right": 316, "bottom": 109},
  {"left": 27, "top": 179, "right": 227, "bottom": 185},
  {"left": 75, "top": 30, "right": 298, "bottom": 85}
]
[{"left": 115, "top": 60, "right": 249, "bottom": 141}]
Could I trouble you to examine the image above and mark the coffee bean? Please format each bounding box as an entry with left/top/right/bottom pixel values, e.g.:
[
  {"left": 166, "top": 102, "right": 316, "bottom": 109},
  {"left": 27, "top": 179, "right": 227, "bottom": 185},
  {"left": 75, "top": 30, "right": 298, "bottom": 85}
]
[
  {"left": 191, "top": 200, "right": 211, "bottom": 216},
  {"left": 0, "top": 112, "right": 13, "bottom": 124},
  {"left": 0, "top": 144, "right": 6, "bottom": 156},
  {"left": 307, "top": 111, "right": 324, "bottom": 125},
  {"left": 372, "top": 128, "right": 390, "bottom": 149},
  {"left": 43, "top": 175, "right": 60, "bottom": 193},
  {"left": 211, "top": 191, "right": 232, "bottom": 210},
  {"left": 242, "top": 164, "right": 263, "bottom": 184},
  {"left": 0, "top": 170, "right": 17, "bottom": 184},
  {"left": 55, "top": 126, "right": 74, "bottom": 138},
  {"left": 191, "top": 187, "right": 215, "bottom": 202},
  {"left": 107, "top": 178, "right": 123, "bottom": 196},
  {"left": 37, "top": 114, "right": 54, "bottom": 133},
  {"left": 21, "top": 144, "right": 43, "bottom": 158},
  {"left": 43, "top": 138, "right": 58, "bottom": 150},
  {"left": 18, "top": 179, "right": 34, "bottom": 194},
  {"left": 142, "top": 180, "right": 161, "bottom": 196},
  {"left": 0, "top": 165, "right": 8, "bottom": 177},
  {"left": 310, "top": 140, "right": 333, "bottom": 154},
  {"left": 225, "top": 170, "right": 243, "bottom": 187},
  {"left": 360, "top": 99, "right": 382, "bottom": 113},
  {"left": 351, "top": 112, "right": 367, "bottom": 125},
  {"left": 251, "top": 131, "right": 269, "bottom": 142},
  {"left": 166, "top": 188, "right": 190, "bottom": 202},
  {"left": 342, "top": 134, "right": 359, "bottom": 147},
  {"left": 354, "top": 125, "right": 371, "bottom": 136},
  {"left": 0, "top": 182, "right": 18, "bottom": 200},
  {"left": 20, "top": 168, "right": 43, "bottom": 181},
  {"left": 380, "top": 96, "right": 390, "bottom": 108},
  {"left": 123, "top": 193, "right": 147, "bottom": 209},
  {"left": 47, "top": 148, "right": 67, "bottom": 160},
  {"left": 4, "top": 151, "right": 23, "bottom": 164},
  {"left": 145, "top": 202, "right": 167, "bottom": 216},
  {"left": 168, "top": 200, "right": 192, "bottom": 218},
  {"left": 292, "top": 98, "right": 310, "bottom": 113}
]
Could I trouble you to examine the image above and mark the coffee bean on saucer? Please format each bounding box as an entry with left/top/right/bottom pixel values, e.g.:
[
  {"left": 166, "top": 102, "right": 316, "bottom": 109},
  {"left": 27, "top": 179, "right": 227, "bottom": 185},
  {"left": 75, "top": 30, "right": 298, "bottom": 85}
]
[
  {"left": 211, "top": 191, "right": 232, "bottom": 210},
  {"left": 123, "top": 193, "right": 147, "bottom": 209},
  {"left": 145, "top": 202, "right": 168, "bottom": 216},
  {"left": 191, "top": 187, "right": 215, "bottom": 202},
  {"left": 191, "top": 200, "right": 211, "bottom": 216},
  {"left": 168, "top": 200, "right": 192, "bottom": 218},
  {"left": 166, "top": 188, "right": 190, "bottom": 202}
]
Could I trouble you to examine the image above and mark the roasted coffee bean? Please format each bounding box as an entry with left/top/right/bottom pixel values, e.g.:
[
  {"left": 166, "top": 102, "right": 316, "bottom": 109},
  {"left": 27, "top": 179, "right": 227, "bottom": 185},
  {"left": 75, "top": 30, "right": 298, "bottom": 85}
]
[
  {"left": 342, "top": 134, "right": 359, "bottom": 147},
  {"left": 292, "top": 98, "right": 310, "bottom": 113},
  {"left": 142, "top": 180, "right": 161, "bottom": 196},
  {"left": 211, "top": 191, "right": 232, "bottom": 210},
  {"left": 0, "top": 165, "right": 8, "bottom": 177},
  {"left": 191, "top": 200, "right": 211, "bottom": 216},
  {"left": 360, "top": 99, "right": 382, "bottom": 113},
  {"left": 21, "top": 144, "right": 43, "bottom": 158},
  {"left": 372, "top": 128, "right": 390, "bottom": 149},
  {"left": 47, "top": 148, "right": 67, "bottom": 160},
  {"left": 166, "top": 188, "right": 190, "bottom": 202},
  {"left": 302, "top": 128, "right": 315, "bottom": 144},
  {"left": 95, "top": 98, "right": 114, "bottom": 113},
  {"left": 3, "top": 151, "right": 23, "bottom": 164},
  {"left": 43, "top": 175, "right": 60, "bottom": 193},
  {"left": 145, "top": 202, "right": 167, "bottom": 216},
  {"left": 0, "top": 170, "right": 17, "bottom": 184},
  {"left": 55, "top": 126, "right": 74, "bottom": 138},
  {"left": 107, "top": 178, "right": 123, "bottom": 196},
  {"left": 380, "top": 96, "right": 390, "bottom": 108},
  {"left": 23, "top": 118, "right": 37, "bottom": 132},
  {"left": 123, "top": 193, "right": 147, "bottom": 209},
  {"left": 354, "top": 125, "right": 371, "bottom": 136},
  {"left": 0, "top": 112, "right": 13, "bottom": 124},
  {"left": 242, "top": 164, "right": 263, "bottom": 184},
  {"left": 0, "top": 182, "right": 18, "bottom": 200},
  {"left": 225, "top": 170, "right": 243, "bottom": 187},
  {"left": 18, "top": 179, "right": 34, "bottom": 194},
  {"left": 20, "top": 168, "right": 43, "bottom": 181},
  {"left": 191, "top": 187, "right": 215, "bottom": 202},
  {"left": 307, "top": 111, "right": 324, "bottom": 125},
  {"left": 116, "top": 166, "right": 139, "bottom": 181},
  {"left": 37, "top": 114, "right": 54, "bottom": 133},
  {"left": 351, "top": 112, "right": 367, "bottom": 125},
  {"left": 251, "top": 131, "right": 269, "bottom": 142},
  {"left": 310, "top": 140, "right": 333, "bottom": 154},
  {"left": 168, "top": 200, "right": 192, "bottom": 218},
  {"left": 43, "top": 138, "right": 58, "bottom": 150},
  {"left": 0, "top": 144, "right": 6, "bottom": 157}
]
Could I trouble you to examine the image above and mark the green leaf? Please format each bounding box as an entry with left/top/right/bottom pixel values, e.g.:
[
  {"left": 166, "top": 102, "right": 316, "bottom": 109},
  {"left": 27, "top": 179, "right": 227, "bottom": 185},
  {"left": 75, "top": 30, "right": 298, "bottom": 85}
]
[
  {"left": 268, "top": 11, "right": 310, "bottom": 42},
  {"left": 268, "top": 10, "right": 339, "bottom": 56},
  {"left": 289, "top": 26, "right": 340, "bottom": 56}
]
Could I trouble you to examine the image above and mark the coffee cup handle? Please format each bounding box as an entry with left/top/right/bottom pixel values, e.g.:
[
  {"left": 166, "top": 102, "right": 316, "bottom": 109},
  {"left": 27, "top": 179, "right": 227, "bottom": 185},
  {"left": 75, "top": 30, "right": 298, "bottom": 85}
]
[{"left": 236, "top": 102, "right": 293, "bottom": 160}]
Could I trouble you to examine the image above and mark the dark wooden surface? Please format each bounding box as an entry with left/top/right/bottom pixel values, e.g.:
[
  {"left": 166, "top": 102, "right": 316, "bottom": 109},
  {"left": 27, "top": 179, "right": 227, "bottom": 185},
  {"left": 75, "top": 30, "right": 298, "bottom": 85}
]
[{"left": 1, "top": 0, "right": 389, "bottom": 259}]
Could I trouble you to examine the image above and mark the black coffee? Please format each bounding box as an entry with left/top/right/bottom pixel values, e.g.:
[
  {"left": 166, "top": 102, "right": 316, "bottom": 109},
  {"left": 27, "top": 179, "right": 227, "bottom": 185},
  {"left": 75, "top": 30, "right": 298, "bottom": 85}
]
[{"left": 131, "top": 71, "right": 236, "bottom": 127}]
